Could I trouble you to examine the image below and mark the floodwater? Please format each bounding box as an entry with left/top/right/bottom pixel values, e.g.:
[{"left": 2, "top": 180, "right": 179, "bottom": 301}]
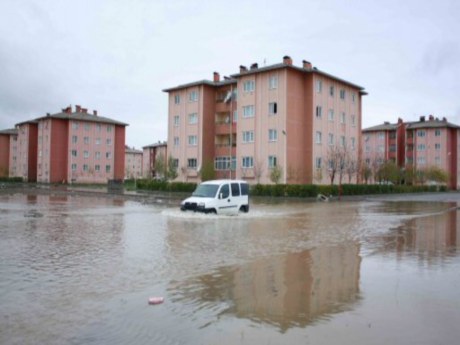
[{"left": 0, "top": 192, "right": 459, "bottom": 345}]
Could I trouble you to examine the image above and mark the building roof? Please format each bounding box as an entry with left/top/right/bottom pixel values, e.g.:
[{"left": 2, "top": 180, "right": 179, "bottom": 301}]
[
  {"left": 162, "top": 78, "right": 236, "bottom": 92},
  {"left": 125, "top": 148, "right": 143, "bottom": 154},
  {"left": 362, "top": 122, "right": 398, "bottom": 132},
  {"left": 163, "top": 58, "right": 367, "bottom": 94},
  {"left": 15, "top": 108, "right": 128, "bottom": 127},
  {"left": 406, "top": 119, "right": 460, "bottom": 130},
  {"left": 0, "top": 128, "right": 18, "bottom": 135},
  {"left": 143, "top": 142, "right": 167, "bottom": 149}
]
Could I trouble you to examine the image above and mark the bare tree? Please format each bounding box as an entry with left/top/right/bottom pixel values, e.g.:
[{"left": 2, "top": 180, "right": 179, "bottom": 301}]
[{"left": 253, "top": 160, "right": 264, "bottom": 184}]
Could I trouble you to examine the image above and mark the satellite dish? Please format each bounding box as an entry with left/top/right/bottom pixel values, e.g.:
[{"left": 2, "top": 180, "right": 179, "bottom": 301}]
[{"left": 224, "top": 91, "right": 232, "bottom": 103}]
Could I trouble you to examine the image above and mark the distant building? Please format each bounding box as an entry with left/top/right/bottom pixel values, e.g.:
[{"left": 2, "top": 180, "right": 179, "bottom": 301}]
[
  {"left": 142, "top": 142, "right": 167, "bottom": 178},
  {"left": 12, "top": 105, "right": 128, "bottom": 183},
  {"left": 362, "top": 115, "right": 460, "bottom": 189},
  {"left": 164, "top": 56, "right": 366, "bottom": 184},
  {"left": 125, "top": 146, "right": 143, "bottom": 179},
  {"left": 0, "top": 128, "right": 18, "bottom": 177}
]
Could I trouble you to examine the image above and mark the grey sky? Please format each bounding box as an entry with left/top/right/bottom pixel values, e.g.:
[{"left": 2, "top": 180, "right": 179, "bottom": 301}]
[{"left": 1, "top": 0, "right": 459, "bottom": 149}]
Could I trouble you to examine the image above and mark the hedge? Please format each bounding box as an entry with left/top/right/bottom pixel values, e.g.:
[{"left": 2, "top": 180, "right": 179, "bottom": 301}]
[
  {"left": 0, "top": 177, "right": 23, "bottom": 182},
  {"left": 136, "top": 179, "right": 196, "bottom": 193}
]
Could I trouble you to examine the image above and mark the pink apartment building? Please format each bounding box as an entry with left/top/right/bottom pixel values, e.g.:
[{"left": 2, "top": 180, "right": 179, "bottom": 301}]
[
  {"left": 362, "top": 115, "right": 460, "bottom": 189},
  {"left": 142, "top": 142, "right": 167, "bottom": 178},
  {"left": 0, "top": 128, "right": 18, "bottom": 177},
  {"left": 125, "top": 146, "right": 143, "bottom": 179},
  {"left": 13, "top": 105, "right": 127, "bottom": 183},
  {"left": 164, "top": 56, "right": 366, "bottom": 184}
]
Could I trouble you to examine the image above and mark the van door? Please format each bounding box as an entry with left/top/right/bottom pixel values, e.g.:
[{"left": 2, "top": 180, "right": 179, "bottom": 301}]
[{"left": 216, "top": 183, "right": 238, "bottom": 214}]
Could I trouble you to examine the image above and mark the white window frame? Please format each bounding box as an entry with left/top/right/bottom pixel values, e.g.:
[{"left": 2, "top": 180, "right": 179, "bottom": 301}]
[
  {"left": 316, "top": 106, "right": 322, "bottom": 118},
  {"left": 268, "top": 155, "right": 277, "bottom": 168},
  {"left": 269, "top": 75, "right": 278, "bottom": 89},
  {"left": 174, "top": 94, "right": 181, "bottom": 104},
  {"left": 315, "top": 79, "right": 322, "bottom": 93},
  {"left": 189, "top": 90, "right": 198, "bottom": 102},
  {"left": 328, "top": 109, "right": 334, "bottom": 121},
  {"left": 242, "top": 105, "right": 255, "bottom": 118},
  {"left": 187, "top": 158, "right": 198, "bottom": 169},
  {"left": 188, "top": 135, "right": 198, "bottom": 146},
  {"left": 188, "top": 113, "right": 198, "bottom": 124},
  {"left": 268, "top": 129, "right": 278, "bottom": 142},
  {"left": 243, "top": 80, "right": 255, "bottom": 92},
  {"left": 174, "top": 137, "right": 179, "bottom": 146},
  {"left": 242, "top": 156, "right": 254, "bottom": 168},
  {"left": 242, "top": 131, "right": 254, "bottom": 143},
  {"left": 174, "top": 116, "right": 180, "bottom": 126},
  {"left": 269, "top": 102, "right": 277, "bottom": 115},
  {"left": 328, "top": 133, "right": 334, "bottom": 146},
  {"left": 316, "top": 131, "right": 322, "bottom": 144}
]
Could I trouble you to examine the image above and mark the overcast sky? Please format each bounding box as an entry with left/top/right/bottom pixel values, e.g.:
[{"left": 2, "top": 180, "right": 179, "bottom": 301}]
[{"left": 1, "top": 0, "right": 459, "bottom": 149}]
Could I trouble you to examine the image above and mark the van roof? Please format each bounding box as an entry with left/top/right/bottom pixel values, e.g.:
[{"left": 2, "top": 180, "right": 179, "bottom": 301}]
[{"left": 200, "top": 179, "right": 248, "bottom": 185}]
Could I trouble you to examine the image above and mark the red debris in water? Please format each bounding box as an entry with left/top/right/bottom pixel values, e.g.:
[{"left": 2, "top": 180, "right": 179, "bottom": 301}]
[{"left": 148, "top": 297, "right": 164, "bottom": 305}]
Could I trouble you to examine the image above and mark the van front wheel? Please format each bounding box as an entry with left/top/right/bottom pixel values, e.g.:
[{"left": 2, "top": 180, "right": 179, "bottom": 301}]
[{"left": 240, "top": 205, "right": 249, "bottom": 213}]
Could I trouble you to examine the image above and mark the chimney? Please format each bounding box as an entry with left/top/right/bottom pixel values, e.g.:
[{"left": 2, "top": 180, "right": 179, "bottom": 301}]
[
  {"left": 420, "top": 116, "right": 425, "bottom": 122},
  {"left": 223, "top": 76, "right": 230, "bottom": 80},
  {"left": 384, "top": 121, "right": 390, "bottom": 125},
  {"left": 82, "top": 108, "right": 88, "bottom": 114},
  {"left": 93, "top": 110, "right": 98, "bottom": 116},
  {"left": 302, "top": 60, "right": 312, "bottom": 70},
  {"left": 443, "top": 117, "right": 447, "bottom": 122},
  {"left": 429, "top": 114, "right": 434, "bottom": 121},
  {"left": 398, "top": 117, "right": 403, "bottom": 124},
  {"left": 63, "top": 106, "right": 72, "bottom": 114},
  {"left": 213, "top": 72, "right": 220, "bottom": 82},
  {"left": 76, "top": 105, "right": 81, "bottom": 113},
  {"left": 250, "top": 63, "right": 258, "bottom": 70},
  {"left": 239, "top": 65, "right": 247, "bottom": 73},
  {"left": 283, "top": 55, "right": 293, "bottom": 65}
]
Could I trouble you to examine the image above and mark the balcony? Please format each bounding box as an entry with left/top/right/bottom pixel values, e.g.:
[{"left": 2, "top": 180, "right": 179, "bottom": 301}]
[
  {"left": 215, "top": 144, "right": 236, "bottom": 157},
  {"left": 215, "top": 122, "right": 236, "bottom": 135}
]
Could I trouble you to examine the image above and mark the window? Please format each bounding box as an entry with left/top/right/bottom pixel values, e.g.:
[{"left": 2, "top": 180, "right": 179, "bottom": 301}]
[
  {"left": 106, "top": 165, "right": 111, "bottom": 172},
  {"left": 174, "top": 94, "right": 180, "bottom": 104},
  {"left": 417, "top": 130, "right": 426, "bottom": 137},
  {"left": 95, "top": 138, "right": 101, "bottom": 145},
  {"left": 84, "top": 123, "right": 91, "bottom": 131},
  {"left": 341, "top": 136, "right": 346, "bottom": 147},
  {"left": 315, "top": 79, "right": 322, "bottom": 93},
  {"left": 84, "top": 151, "right": 89, "bottom": 158},
  {"left": 95, "top": 152, "right": 101, "bottom": 159},
  {"left": 378, "top": 132, "right": 385, "bottom": 140},
  {"left": 174, "top": 137, "right": 179, "bottom": 146},
  {"left": 83, "top": 164, "right": 89, "bottom": 172},
  {"left": 243, "top": 80, "right": 255, "bottom": 92},
  {"left": 187, "top": 158, "right": 197, "bottom": 169},
  {"left": 95, "top": 164, "right": 100, "bottom": 172},
  {"left": 351, "top": 137, "right": 356, "bottom": 150},
  {"left": 269, "top": 75, "right": 278, "bottom": 89},
  {"left": 316, "top": 131, "right": 322, "bottom": 144},
  {"left": 365, "top": 145, "right": 371, "bottom": 152},
  {"left": 231, "top": 183, "right": 240, "bottom": 196},
  {"left": 242, "top": 156, "right": 253, "bottom": 168},
  {"left": 316, "top": 106, "right": 322, "bottom": 118},
  {"left": 107, "top": 125, "right": 113, "bottom": 132},
  {"left": 315, "top": 157, "right": 322, "bottom": 169},
  {"left": 328, "top": 133, "right": 334, "bottom": 146},
  {"left": 219, "top": 184, "right": 230, "bottom": 199},
  {"left": 352, "top": 93, "right": 356, "bottom": 103},
  {"left": 96, "top": 124, "right": 101, "bottom": 132},
  {"left": 189, "top": 90, "right": 198, "bottom": 102},
  {"left": 340, "top": 89, "right": 346, "bottom": 99},
  {"left": 72, "top": 135, "right": 78, "bottom": 144},
  {"left": 188, "top": 135, "right": 197, "bottom": 146},
  {"left": 215, "top": 156, "right": 231, "bottom": 170},
  {"left": 174, "top": 116, "right": 180, "bottom": 126},
  {"left": 84, "top": 136, "right": 90, "bottom": 144},
  {"left": 340, "top": 112, "right": 346, "bottom": 124},
  {"left": 269, "top": 102, "right": 277, "bottom": 115},
  {"left": 435, "top": 143, "right": 441, "bottom": 150},
  {"left": 435, "top": 129, "right": 441, "bottom": 136},
  {"left": 233, "top": 110, "right": 238, "bottom": 123},
  {"left": 242, "top": 105, "right": 255, "bottom": 118},
  {"left": 389, "top": 144, "right": 396, "bottom": 152},
  {"left": 106, "top": 138, "right": 112, "bottom": 145},
  {"left": 71, "top": 163, "right": 77, "bottom": 171},
  {"left": 242, "top": 131, "right": 254, "bottom": 143},
  {"left": 329, "top": 86, "right": 334, "bottom": 97},
  {"left": 106, "top": 152, "right": 112, "bottom": 159},
  {"left": 417, "top": 156, "right": 426, "bottom": 165},
  {"left": 417, "top": 144, "right": 426, "bottom": 151},
  {"left": 268, "top": 129, "right": 277, "bottom": 142},
  {"left": 173, "top": 159, "right": 179, "bottom": 168},
  {"left": 435, "top": 157, "right": 441, "bottom": 165},
  {"left": 71, "top": 150, "right": 77, "bottom": 157},
  {"left": 328, "top": 109, "right": 334, "bottom": 121},
  {"left": 188, "top": 113, "right": 198, "bottom": 124},
  {"left": 377, "top": 145, "right": 384, "bottom": 152},
  {"left": 268, "top": 155, "right": 277, "bottom": 168},
  {"left": 351, "top": 115, "right": 356, "bottom": 126},
  {"left": 72, "top": 121, "right": 79, "bottom": 130}
]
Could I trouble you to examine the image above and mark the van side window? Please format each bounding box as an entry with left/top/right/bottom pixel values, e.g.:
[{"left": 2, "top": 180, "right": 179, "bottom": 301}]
[
  {"left": 220, "top": 184, "right": 230, "bottom": 199},
  {"left": 231, "top": 183, "right": 240, "bottom": 196},
  {"left": 240, "top": 183, "right": 249, "bottom": 196}
]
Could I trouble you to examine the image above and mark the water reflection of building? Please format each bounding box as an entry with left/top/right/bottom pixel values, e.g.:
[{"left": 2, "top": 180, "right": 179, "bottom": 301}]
[
  {"left": 170, "top": 243, "right": 361, "bottom": 332},
  {"left": 378, "top": 209, "right": 458, "bottom": 262}
]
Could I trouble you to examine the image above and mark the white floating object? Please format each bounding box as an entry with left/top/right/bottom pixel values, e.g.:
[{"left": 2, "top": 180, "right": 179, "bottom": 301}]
[{"left": 148, "top": 297, "right": 164, "bottom": 305}]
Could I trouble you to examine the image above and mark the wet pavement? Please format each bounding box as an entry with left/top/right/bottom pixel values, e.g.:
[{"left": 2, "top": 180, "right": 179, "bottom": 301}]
[{"left": 0, "top": 191, "right": 459, "bottom": 344}]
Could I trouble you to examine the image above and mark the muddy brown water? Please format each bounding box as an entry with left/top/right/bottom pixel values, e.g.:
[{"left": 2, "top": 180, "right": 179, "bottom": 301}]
[{"left": 1, "top": 193, "right": 459, "bottom": 345}]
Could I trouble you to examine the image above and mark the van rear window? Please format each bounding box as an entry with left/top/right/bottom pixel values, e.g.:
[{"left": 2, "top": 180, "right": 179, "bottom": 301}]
[
  {"left": 240, "top": 183, "right": 249, "bottom": 196},
  {"left": 231, "top": 183, "right": 240, "bottom": 196}
]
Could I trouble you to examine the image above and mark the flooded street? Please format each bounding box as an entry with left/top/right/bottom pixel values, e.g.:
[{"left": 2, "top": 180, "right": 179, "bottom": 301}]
[{"left": 1, "top": 193, "right": 459, "bottom": 345}]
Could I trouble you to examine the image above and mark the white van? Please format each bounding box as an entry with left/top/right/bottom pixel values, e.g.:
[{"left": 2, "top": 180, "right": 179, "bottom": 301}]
[{"left": 180, "top": 179, "right": 249, "bottom": 215}]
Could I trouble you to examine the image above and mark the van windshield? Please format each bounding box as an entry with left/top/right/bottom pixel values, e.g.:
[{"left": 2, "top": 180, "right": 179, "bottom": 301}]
[{"left": 192, "top": 184, "right": 219, "bottom": 198}]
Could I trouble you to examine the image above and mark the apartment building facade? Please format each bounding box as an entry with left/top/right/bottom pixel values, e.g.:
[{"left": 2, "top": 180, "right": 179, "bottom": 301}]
[
  {"left": 0, "top": 128, "right": 18, "bottom": 177},
  {"left": 142, "top": 142, "right": 167, "bottom": 178},
  {"left": 13, "top": 105, "right": 127, "bottom": 183},
  {"left": 164, "top": 56, "right": 366, "bottom": 184},
  {"left": 125, "top": 146, "right": 143, "bottom": 179},
  {"left": 362, "top": 115, "right": 460, "bottom": 188}
]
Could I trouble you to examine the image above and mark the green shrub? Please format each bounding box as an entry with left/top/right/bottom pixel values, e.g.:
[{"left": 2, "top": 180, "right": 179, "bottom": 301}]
[{"left": 0, "top": 177, "right": 23, "bottom": 182}]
